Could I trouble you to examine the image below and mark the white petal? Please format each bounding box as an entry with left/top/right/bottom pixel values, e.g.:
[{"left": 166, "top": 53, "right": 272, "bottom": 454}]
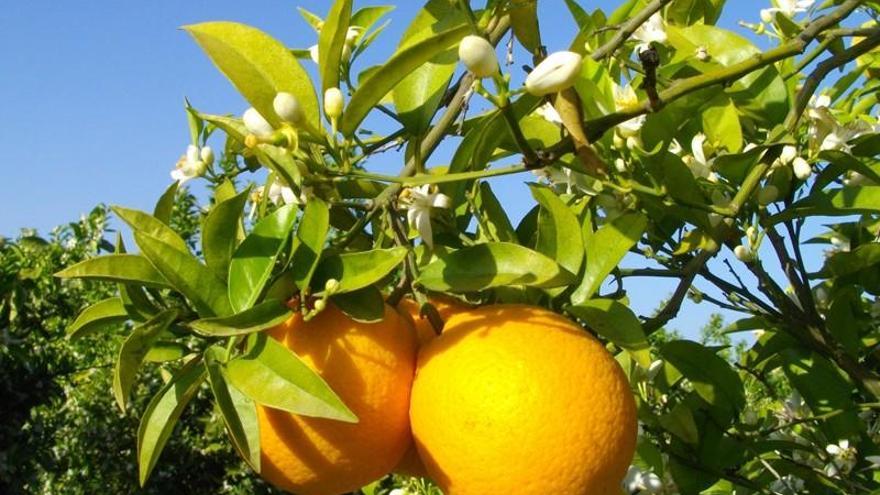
[
  {"left": 826, "top": 444, "right": 841, "bottom": 455},
  {"left": 280, "top": 186, "right": 297, "bottom": 205},
  {"left": 780, "top": 145, "right": 798, "bottom": 164},
  {"left": 524, "top": 51, "right": 583, "bottom": 96},
  {"left": 170, "top": 169, "right": 188, "bottom": 184},
  {"left": 243, "top": 108, "right": 274, "bottom": 137},
  {"left": 413, "top": 209, "right": 433, "bottom": 249},
  {"left": 432, "top": 193, "right": 452, "bottom": 209},
  {"left": 186, "top": 145, "right": 200, "bottom": 164},
  {"left": 308, "top": 44, "right": 320, "bottom": 64},
  {"left": 691, "top": 133, "right": 708, "bottom": 165}
]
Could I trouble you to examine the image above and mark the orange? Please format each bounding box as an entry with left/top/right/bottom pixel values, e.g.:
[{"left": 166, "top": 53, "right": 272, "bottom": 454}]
[
  {"left": 393, "top": 296, "right": 471, "bottom": 479},
  {"left": 258, "top": 303, "right": 417, "bottom": 495},
  {"left": 409, "top": 304, "right": 637, "bottom": 495}
]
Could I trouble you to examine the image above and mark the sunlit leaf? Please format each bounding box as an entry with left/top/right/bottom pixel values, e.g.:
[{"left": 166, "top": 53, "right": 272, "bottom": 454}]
[
  {"left": 204, "top": 347, "right": 261, "bottom": 472},
  {"left": 567, "top": 299, "right": 651, "bottom": 368},
  {"left": 312, "top": 247, "right": 408, "bottom": 294},
  {"left": 114, "top": 309, "right": 178, "bottom": 411},
  {"left": 571, "top": 212, "right": 647, "bottom": 304},
  {"left": 203, "top": 188, "right": 250, "bottom": 280},
  {"left": 289, "top": 198, "right": 330, "bottom": 293},
  {"left": 189, "top": 299, "right": 292, "bottom": 337}
]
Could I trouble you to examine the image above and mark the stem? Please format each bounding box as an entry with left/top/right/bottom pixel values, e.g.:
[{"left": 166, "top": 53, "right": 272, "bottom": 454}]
[{"left": 590, "top": 0, "right": 675, "bottom": 60}]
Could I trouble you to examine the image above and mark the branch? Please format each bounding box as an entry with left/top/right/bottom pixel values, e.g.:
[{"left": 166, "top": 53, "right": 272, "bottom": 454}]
[
  {"left": 785, "top": 29, "right": 880, "bottom": 130},
  {"left": 590, "top": 0, "right": 675, "bottom": 60}
]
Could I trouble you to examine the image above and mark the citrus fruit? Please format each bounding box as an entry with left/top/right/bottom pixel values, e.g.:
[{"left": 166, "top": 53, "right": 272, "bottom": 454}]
[
  {"left": 258, "top": 302, "right": 417, "bottom": 495},
  {"left": 409, "top": 304, "right": 637, "bottom": 495},
  {"left": 393, "top": 296, "right": 471, "bottom": 479}
]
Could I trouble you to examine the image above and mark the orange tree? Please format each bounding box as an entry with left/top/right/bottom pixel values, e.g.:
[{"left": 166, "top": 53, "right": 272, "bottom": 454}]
[{"left": 58, "top": 0, "right": 880, "bottom": 493}]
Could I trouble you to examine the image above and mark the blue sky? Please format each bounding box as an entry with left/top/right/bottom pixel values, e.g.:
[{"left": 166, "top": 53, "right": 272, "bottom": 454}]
[{"left": 0, "top": 1, "right": 789, "bottom": 335}]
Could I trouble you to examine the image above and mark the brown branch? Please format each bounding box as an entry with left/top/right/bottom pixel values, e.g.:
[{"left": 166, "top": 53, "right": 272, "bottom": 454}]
[{"left": 590, "top": 0, "right": 675, "bottom": 60}]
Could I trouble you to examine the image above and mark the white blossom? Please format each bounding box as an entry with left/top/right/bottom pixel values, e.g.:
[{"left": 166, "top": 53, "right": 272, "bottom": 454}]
[
  {"left": 170, "top": 144, "right": 210, "bottom": 185},
  {"left": 622, "top": 465, "right": 664, "bottom": 494},
  {"left": 632, "top": 13, "right": 667, "bottom": 54},
  {"left": 243, "top": 107, "right": 274, "bottom": 137},
  {"left": 535, "top": 102, "right": 563, "bottom": 126},
  {"left": 613, "top": 83, "right": 646, "bottom": 138},
  {"left": 324, "top": 87, "right": 344, "bottom": 119},
  {"left": 683, "top": 134, "right": 718, "bottom": 182},
  {"left": 734, "top": 244, "right": 752, "bottom": 262},
  {"left": 525, "top": 51, "right": 583, "bottom": 96},
  {"left": 792, "top": 156, "right": 812, "bottom": 180},
  {"left": 458, "top": 35, "right": 499, "bottom": 78},
  {"left": 399, "top": 185, "right": 451, "bottom": 249},
  {"left": 273, "top": 92, "right": 304, "bottom": 125},
  {"left": 825, "top": 439, "right": 857, "bottom": 477},
  {"left": 761, "top": 0, "right": 814, "bottom": 23}
]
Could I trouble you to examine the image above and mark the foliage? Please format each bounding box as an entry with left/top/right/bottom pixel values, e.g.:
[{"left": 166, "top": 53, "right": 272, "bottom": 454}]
[
  {"left": 0, "top": 203, "right": 281, "bottom": 494},
  {"left": 49, "top": 0, "right": 880, "bottom": 493}
]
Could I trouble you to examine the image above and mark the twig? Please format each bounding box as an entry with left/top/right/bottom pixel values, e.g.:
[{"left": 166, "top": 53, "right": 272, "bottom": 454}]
[{"left": 590, "top": 0, "right": 674, "bottom": 60}]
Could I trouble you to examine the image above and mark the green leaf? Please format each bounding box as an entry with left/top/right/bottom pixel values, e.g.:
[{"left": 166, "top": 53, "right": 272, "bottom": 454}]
[
  {"left": 509, "top": 0, "right": 541, "bottom": 53},
  {"left": 137, "top": 357, "right": 206, "bottom": 486},
  {"left": 529, "top": 184, "right": 584, "bottom": 276},
  {"left": 418, "top": 242, "right": 576, "bottom": 292},
  {"left": 114, "top": 236, "right": 161, "bottom": 319},
  {"left": 135, "top": 231, "right": 231, "bottom": 317},
  {"left": 351, "top": 5, "right": 394, "bottom": 34},
  {"left": 312, "top": 247, "right": 408, "bottom": 294},
  {"left": 204, "top": 347, "right": 261, "bottom": 472},
  {"left": 195, "top": 111, "right": 249, "bottom": 144},
  {"left": 153, "top": 182, "right": 179, "bottom": 225},
  {"left": 114, "top": 309, "right": 178, "bottom": 411},
  {"left": 113, "top": 206, "right": 190, "bottom": 254},
  {"left": 661, "top": 340, "right": 745, "bottom": 424},
  {"left": 67, "top": 297, "right": 128, "bottom": 339},
  {"left": 226, "top": 333, "right": 357, "bottom": 422},
  {"left": 473, "top": 182, "right": 517, "bottom": 242},
  {"left": 55, "top": 254, "right": 170, "bottom": 288},
  {"left": 298, "top": 7, "right": 324, "bottom": 32},
  {"left": 189, "top": 299, "right": 292, "bottom": 337},
  {"left": 767, "top": 186, "right": 880, "bottom": 224},
  {"left": 318, "top": 0, "right": 352, "bottom": 93},
  {"left": 228, "top": 204, "right": 298, "bottom": 313},
  {"left": 702, "top": 94, "right": 742, "bottom": 153},
  {"left": 781, "top": 350, "right": 863, "bottom": 440},
  {"left": 290, "top": 198, "right": 330, "bottom": 292},
  {"left": 145, "top": 343, "right": 190, "bottom": 363},
  {"left": 253, "top": 144, "right": 303, "bottom": 189},
  {"left": 391, "top": 0, "right": 466, "bottom": 134},
  {"left": 184, "top": 22, "right": 320, "bottom": 131},
  {"left": 818, "top": 243, "right": 880, "bottom": 278},
  {"left": 331, "top": 286, "right": 385, "bottom": 323},
  {"left": 567, "top": 299, "right": 651, "bottom": 368},
  {"left": 203, "top": 188, "right": 251, "bottom": 280},
  {"left": 571, "top": 212, "right": 647, "bottom": 304},
  {"left": 340, "top": 23, "right": 470, "bottom": 136},
  {"left": 659, "top": 401, "right": 700, "bottom": 445}
]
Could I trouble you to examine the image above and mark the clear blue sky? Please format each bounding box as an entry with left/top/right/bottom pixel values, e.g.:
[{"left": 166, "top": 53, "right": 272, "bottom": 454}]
[{"left": 0, "top": 1, "right": 787, "bottom": 336}]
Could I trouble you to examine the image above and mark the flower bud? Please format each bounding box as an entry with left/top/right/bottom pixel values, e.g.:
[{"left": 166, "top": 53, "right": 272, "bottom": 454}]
[
  {"left": 525, "top": 51, "right": 583, "bottom": 96},
  {"left": 324, "top": 87, "right": 344, "bottom": 119},
  {"left": 345, "top": 26, "right": 362, "bottom": 46},
  {"left": 614, "top": 158, "right": 627, "bottom": 173},
  {"left": 757, "top": 185, "right": 779, "bottom": 205},
  {"left": 734, "top": 244, "right": 752, "bottom": 262},
  {"left": 324, "top": 278, "right": 340, "bottom": 294},
  {"left": 274, "top": 92, "right": 304, "bottom": 125},
  {"left": 458, "top": 35, "right": 499, "bottom": 78},
  {"left": 780, "top": 145, "right": 798, "bottom": 165},
  {"left": 185, "top": 144, "right": 200, "bottom": 165},
  {"left": 199, "top": 146, "right": 214, "bottom": 166},
  {"left": 695, "top": 46, "right": 709, "bottom": 62},
  {"left": 792, "top": 157, "right": 812, "bottom": 180},
  {"left": 313, "top": 298, "right": 327, "bottom": 312},
  {"left": 308, "top": 44, "right": 320, "bottom": 64},
  {"left": 243, "top": 108, "right": 274, "bottom": 137},
  {"left": 760, "top": 9, "right": 774, "bottom": 24}
]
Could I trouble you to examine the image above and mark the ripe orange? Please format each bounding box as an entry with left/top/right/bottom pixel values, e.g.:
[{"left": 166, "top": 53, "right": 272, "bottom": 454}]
[
  {"left": 393, "top": 296, "right": 471, "bottom": 479},
  {"left": 409, "top": 304, "right": 637, "bottom": 495},
  {"left": 258, "top": 303, "right": 417, "bottom": 495}
]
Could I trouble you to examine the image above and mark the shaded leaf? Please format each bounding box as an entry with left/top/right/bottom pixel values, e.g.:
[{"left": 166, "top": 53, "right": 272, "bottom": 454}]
[
  {"left": 661, "top": 340, "right": 744, "bottom": 424},
  {"left": 567, "top": 299, "right": 651, "bottom": 368},
  {"left": 189, "top": 299, "right": 292, "bottom": 337},
  {"left": 290, "top": 198, "right": 330, "bottom": 292},
  {"left": 530, "top": 183, "right": 584, "bottom": 276},
  {"left": 137, "top": 357, "right": 206, "bottom": 486},
  {"left": 331, "top": 286, "right": 385, "bottom": 323},
  {"left": 67, "top": 297, "right": 128, "bottom": 339},
  {"left": 114, "top": 309, "right": 178, "bottom": 411},
  {"left": 418, "top": 242, "right": 576, "bottom": 292}
]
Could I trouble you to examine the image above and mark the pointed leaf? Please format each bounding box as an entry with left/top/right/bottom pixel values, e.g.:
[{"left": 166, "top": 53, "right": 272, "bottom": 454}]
[
  {"left": 391, "top": 0, "right": 466, "bottom": 134},
  {"left": 204, "top": 347, "right": 261, "bottom": 472},
  {"left": 226, "top": 333, "right": 357, "bottom": 422},
  {"left": 228, "top": 204, "right": 298, "bottom": 313},
  {"left": 145, "top": 343, "right": 190, "bottom": 363},
  {"left": 189, "top": 299, "right": 292, "bottom": 337},
  {"left": 312, "top": 247, "right": 407, "bottom": 294},
  {"left": 318, "top": 0, "right": 352, "bottom": 93},
  {"left": 571, "top": 212, "right": 647, "bottom": 304},
  {"left": 203, "top": 188, "right": 250, "bottom": 280},
  {"left": 530, "top": 183, "right": 584, "bottom": 276},
  {"left": 113, "top": 206, "right": 190, "bottom": 254},
  {"left": 67, "top": 297, "right": 129, "bottom": 339},
  {"left": 340, "top": 23, "right": 470, "bottom": 136},
  {"left": 136, "top": 232, "right": 232, "bottom": 317},
  {"left": 55, "top": 254, "right": 170, "bottom": 288},
  {"left": 567, "top": 299, "right": 651, "bottom": 368},
  {"left": 137, "top": 357, "right": 206, "bottom": 486},
  {"left": 153, "top": 182, "right": 179, "bottom": 225},
  {"left": 768, "top": 186, "right": 880, "bottom": 224},
  {"left": 418, "top": 242, "right": 576, "bottom": 292},
  {"left": 184, "top": 22, "right": 320, "bottom": 131},
  {"left": 289, "top": 198, "right": 330, "bottom": 292},
  {"left": 661, "top": 340, "right": 745, "bottom": 424},
  {"left": 474, "top": 182, "right": 517, "bottom": 242},
  {"left": 331, "top": 286, "right": 385, "bottom": 323},
  {"left": 114, "top": 309, "right": 178, "bottom": 411}
]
